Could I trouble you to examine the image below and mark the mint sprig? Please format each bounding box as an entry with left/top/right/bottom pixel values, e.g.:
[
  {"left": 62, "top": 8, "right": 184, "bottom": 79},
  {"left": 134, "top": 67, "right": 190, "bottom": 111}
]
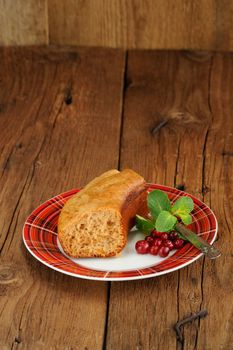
[
  {"left": 136, "top": 189, "right": 194, "bottom": 233},
  {"left": 148, "top": 190, "right": 171, "bottom": 220},
  {"left": 179, "top": 213, "right": 192, "bottom": 225},
  {"left": 135, "top": 215, "right": 154, "bottom": 233},
  {"left": 155, "top": 211, "right": 177, "bottom": 232},
  {"left": 171, "top": 197, "right": 194, "bottom": 217},
  {"left": 135, "top": 189, "right": 221, "bottom": 259}
]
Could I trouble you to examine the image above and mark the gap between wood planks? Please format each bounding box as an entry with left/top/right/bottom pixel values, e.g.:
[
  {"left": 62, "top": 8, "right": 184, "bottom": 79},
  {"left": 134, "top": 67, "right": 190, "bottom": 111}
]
[
  {"left": 175, "top": 55, "right": 214, "bottom": 350},
  {"left": 194, "top": 53, "right": 214, "bottom": 350},
  {"left": 102, "top": 50, "right": 128, "bottom": 350}
]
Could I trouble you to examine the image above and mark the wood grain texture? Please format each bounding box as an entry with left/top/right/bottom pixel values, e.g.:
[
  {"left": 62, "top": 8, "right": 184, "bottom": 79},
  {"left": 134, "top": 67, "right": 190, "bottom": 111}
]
[
  {"left": 106, "top": 50, "right": 233, "bottom": 349},
  {"left": 0, "top": 0, "right": 48, "bottom": 45},
  {"left": 0, "top": 0, "right": 232, "bottom": 49},
  {"left": 0, "top": 46, "right": 125, "bottom": 349},
  {"left": 0, "top": 47, "right": 232, "bottom": 350},
  {"left": 48, "top": 0, "right": 233, "bottom": 50},
  {"left": 195, "top": 53, "right": 233, "bottom": 350}
]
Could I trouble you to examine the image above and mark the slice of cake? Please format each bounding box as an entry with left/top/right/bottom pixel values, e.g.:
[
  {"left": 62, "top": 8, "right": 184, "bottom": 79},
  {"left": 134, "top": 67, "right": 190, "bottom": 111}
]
[{"left": 58, "top": 169, "right": 148, "bottom": 258}]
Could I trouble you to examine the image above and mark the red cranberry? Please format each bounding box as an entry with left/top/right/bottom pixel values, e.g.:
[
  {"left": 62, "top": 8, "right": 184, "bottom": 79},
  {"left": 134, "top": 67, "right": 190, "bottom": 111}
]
[
  {"left": 174, "top": 238, "right": 184, "bottom": 249},
  {"left": 160, "top": 232, "right": 168, "bottom": 240},
  {"left": 169, "top": 231, "right": 178, "bottom": 240},
  {"left": 135, "top": 240, "right": 150, "bottom": 254},
  {"left": 152, "top": 238, "right": 163, "bottom": 247},
  {"left": 145, "top": 235, "right": 154, "bottom": 245},
  {"left": 158, "top": 246, "right": 170, "bottom": 258},
  {"left": 163, "top": 239, "right": 174, "bottom": 251},
  {"left": 149, "top": 245, "right": 159, "bottom": 255},
  {"left": 151, "top": 230, "right": 163, "bottom": 238}
]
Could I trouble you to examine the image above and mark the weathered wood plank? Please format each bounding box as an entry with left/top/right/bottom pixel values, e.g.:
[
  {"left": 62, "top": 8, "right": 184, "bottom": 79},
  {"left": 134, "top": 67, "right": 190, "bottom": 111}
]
[
  {"left": 48, "top": 0, "right": 233, "bottom": 50},
  {"left": 0, "top": 47, "right": 125, "bottom": 349},
  {"left": 195, "top": 53, "right": 233, "bottom": 350},
  {"left": 106, "top": 51, "right": 232, "bottom": 349},
  {"left": 0, "top": 0, "right": 232, "bottom": 50},
  {"left": 0, "top": 1, "right": 48, "bottom": 45}
]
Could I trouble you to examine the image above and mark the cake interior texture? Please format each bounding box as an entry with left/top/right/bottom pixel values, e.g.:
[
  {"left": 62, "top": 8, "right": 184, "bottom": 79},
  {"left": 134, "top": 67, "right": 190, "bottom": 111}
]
[{"left": 62, "top": 209, "right": 124, "bottom": 257}]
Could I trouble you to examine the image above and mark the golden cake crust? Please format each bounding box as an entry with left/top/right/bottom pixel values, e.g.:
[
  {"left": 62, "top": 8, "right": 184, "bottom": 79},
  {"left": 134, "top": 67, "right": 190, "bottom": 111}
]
[{"left": 58, "top": 169, "right": 148, "bottom": 258}]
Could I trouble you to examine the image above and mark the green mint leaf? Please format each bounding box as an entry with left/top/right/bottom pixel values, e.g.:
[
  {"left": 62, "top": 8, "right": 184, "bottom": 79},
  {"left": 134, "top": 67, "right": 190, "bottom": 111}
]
[
  {"left": 136, "top": 215, "right": 154, "bottom": 233},
  {"left": 171, "top": 196, "right": 194, "bottom": 217},
  {"left": 155, "top": 211, "right": 177, "bottom": 232},
  {"left": 179, "top": 213, "right": 192, "bottom": 225},
  {"left": 148, "top": 190, "right": 171, "bottom": 220}
]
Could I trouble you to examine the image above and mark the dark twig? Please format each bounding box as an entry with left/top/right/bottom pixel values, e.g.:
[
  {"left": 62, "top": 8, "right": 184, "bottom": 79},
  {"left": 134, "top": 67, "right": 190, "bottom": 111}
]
[
  {"left": 174, "top": 310, "right": 208, "bottom": 343},
  {"left": 151, "top": 118, "right": 168, "bottom": 135}
]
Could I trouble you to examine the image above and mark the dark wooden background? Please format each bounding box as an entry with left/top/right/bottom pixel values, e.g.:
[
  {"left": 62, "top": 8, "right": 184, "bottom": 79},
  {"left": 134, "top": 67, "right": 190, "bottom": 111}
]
[{"left": 0, "top": 47, "right": 232, "bottom": 349}]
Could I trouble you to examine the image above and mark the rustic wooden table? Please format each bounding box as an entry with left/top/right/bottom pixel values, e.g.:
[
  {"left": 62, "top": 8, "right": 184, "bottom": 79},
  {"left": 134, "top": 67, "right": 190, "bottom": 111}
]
[{"left": 0, "top": 47, "right": 232, "bottom": 350}]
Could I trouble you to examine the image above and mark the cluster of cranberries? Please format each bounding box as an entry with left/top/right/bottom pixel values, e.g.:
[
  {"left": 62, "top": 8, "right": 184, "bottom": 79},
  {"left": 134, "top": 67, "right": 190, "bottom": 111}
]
[{"left": 135, "top": 230, "right": 185, "bottom": 258}]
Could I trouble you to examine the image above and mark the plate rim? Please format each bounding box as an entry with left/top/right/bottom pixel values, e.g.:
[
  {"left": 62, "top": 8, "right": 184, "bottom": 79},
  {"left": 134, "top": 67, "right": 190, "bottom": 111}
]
[{"left": 22, "top": 185, "right": 218, "bottom": 281}]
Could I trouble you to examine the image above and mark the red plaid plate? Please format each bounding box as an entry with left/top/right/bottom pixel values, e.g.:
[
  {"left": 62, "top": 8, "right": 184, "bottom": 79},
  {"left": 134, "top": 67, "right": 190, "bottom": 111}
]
[{"left": 23, "top": 184, "right": 218, "bottom": 281}]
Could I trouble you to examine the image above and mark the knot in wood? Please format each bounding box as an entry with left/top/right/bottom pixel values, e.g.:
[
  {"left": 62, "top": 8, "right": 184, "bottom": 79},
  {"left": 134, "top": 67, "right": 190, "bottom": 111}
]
[
  {"left": 0, "top": 265, "right": 16, "bottom": 284},
  {"left": 0, "top": 263, "right": 25, "bottom": 296}
]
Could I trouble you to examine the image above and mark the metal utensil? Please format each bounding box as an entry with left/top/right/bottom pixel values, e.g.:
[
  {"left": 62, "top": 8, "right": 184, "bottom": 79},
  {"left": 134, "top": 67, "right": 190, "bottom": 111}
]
[{"left": 175, "top": 222, "right": 221, "bottom": 259}]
